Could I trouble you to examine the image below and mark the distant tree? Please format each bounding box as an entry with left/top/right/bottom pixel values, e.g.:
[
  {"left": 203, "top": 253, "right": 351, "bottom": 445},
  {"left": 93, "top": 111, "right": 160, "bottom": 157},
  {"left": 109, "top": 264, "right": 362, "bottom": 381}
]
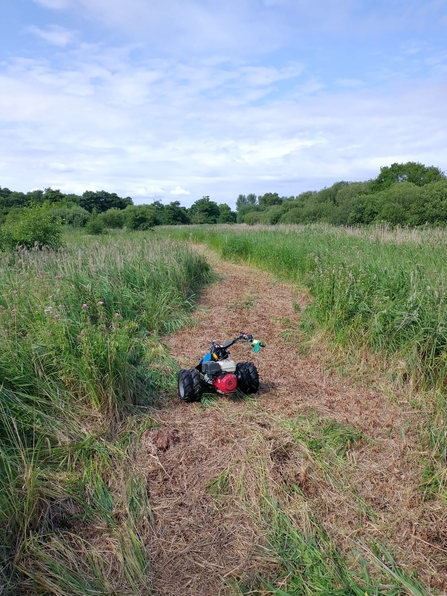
[
  {"left": 26, "top": 189, "right": 44, "bottom": 204},
  {"left": 236, "top": 193, "right": 257, "bottom": 211},
  {"left": 259, "top": 204, "right": 285, "bottom": 225},
  {"left": 296, "top": 190, "right": 317, "bottom": 202},
  {"left": 0, "top": 190, "right": 27, "bottom": 210},
  {"left": 369, "top": 162, "right": 444, "bottom": 193},
  {"left": 258, "top": 192, "right": 283, "bottom": 208},
  {"left": 278, "top": 207, "right": 303, "bottom": 225},
  {"left": 313, "top": 181, "right": 349, "bottom": 205},
  {"left": 217, "top": 203, "right": 236, "bottom": 224},
  {"left": 189, "top": 196, "right": 220, "bottom": 224},
  {"left": 159, "top": 201, "right": 190, "bottom": 225},
  {"left": 415, "top": 179, "right": 447, "bottom": 225},
  {"left": 237, "top": 204, "right": 261, "bottom": 223},
  {"left": 373, "top": 182, "right": 421, "bottom": 226},
  {"left": 43, "top": 188, "right": 65, "bottom": 203},
  {"left": 80, "top": 190, "right": 133, "bottom": 213}
]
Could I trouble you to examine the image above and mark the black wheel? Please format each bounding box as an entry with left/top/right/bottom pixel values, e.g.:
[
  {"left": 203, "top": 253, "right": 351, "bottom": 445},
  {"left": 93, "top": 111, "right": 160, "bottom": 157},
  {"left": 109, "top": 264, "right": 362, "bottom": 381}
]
[
  {"left": 236, "top": 361, "right": 259, "bottom": 394},
  {"left": 178, "top": 369, "right": 203, "bottom": 402}
]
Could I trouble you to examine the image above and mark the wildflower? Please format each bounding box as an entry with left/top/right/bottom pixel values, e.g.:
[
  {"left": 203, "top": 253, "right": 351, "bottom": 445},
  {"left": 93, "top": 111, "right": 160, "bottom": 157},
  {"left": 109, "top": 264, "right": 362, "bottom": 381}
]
[
  {"left": 55, "top": 275, "right": 62, "bottom": 280},
  {"left": 54, "top": 315, "right": 60, "bottom": 320},
  {"left": 82, "top": 304, "right": 88, "bottom": 309},
  {"left": 0, "top": 305, "right": 4, "bottom": 310},
  {"left": 44, "top": 307, "right": 53, "bottom": 314},
  {"left": 97, "top": 301, "right": 104, "bottom": 306},
  {"left": 12, "top": 290, "right": 18, "bottom": 295},
  {"left": 77, "top": 333, "right": 84, "bottom": 339},
  {"left": 11, "top": 309, "right": 16, "bottom": 314},
  {"left": 4, "top": 329, "right": 9, "bottom": 335},
  {"left": 114, "top": 312, "right": 120, "bottom": 317}
]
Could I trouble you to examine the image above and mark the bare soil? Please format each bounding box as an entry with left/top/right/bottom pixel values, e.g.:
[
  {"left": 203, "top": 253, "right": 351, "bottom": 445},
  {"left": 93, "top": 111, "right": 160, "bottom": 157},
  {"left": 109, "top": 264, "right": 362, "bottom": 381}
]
[{"left": 141, "top": 249, "right": 447, "bottom": 596}]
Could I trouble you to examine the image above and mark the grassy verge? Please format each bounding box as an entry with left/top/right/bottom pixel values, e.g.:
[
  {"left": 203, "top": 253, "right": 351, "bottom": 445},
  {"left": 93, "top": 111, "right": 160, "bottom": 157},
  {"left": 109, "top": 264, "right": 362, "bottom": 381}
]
[{"left": 0, "top": 231, "right": 213, "bottom": 595}]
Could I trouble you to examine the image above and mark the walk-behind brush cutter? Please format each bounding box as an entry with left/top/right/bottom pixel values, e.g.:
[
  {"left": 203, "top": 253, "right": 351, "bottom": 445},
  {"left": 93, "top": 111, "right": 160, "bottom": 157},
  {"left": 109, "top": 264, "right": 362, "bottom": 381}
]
[{"left": 178, "top": 331, "right": 265, "bottom": 402}]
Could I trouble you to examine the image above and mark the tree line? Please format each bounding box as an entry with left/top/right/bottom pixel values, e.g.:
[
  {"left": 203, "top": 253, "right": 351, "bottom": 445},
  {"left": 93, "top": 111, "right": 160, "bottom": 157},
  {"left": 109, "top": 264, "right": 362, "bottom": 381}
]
[
  {"left": 0, "top": 188, "right": 237, "bottom": 228},
  {"left": 1, "top": 161, "right": 446, "bottom": 250},
  {"left": 236, "top": 162, "right": 447, "bottom": 226}
]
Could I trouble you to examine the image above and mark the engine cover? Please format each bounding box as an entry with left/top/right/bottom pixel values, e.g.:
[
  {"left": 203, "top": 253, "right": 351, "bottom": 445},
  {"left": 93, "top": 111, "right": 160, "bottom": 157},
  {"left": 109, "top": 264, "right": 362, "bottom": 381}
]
[{"left": 213, "top": 373, "right": 237, "bottom": 393}]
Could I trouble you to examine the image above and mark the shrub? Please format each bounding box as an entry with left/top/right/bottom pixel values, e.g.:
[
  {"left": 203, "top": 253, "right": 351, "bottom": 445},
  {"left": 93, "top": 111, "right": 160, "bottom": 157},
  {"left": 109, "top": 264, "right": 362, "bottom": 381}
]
[
  {"left": 242, "top": 210, "right": 263, "bottom": 225},
  {"left": 85, "top": 215, "right": 106, "bottom": 235},
  {"left": 259, "top": 205, "right": 285, "bottom": 225},
  {"left": 52, "top": 204, "right": 91, "bottom": 227},
  {"left": 124, "top": 205, "right": 158, "bottom": 230},
  {"left": 0, "top": 206, "right": 63, "bottom": 250},
  {"left": 99, "top": 207, "right": 125, "bottom": 229}
]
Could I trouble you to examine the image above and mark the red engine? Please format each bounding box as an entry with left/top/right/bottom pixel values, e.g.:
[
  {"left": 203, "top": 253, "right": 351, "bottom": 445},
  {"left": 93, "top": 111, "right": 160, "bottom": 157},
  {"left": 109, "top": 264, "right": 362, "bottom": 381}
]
[{"left": 213, "top": 373, "right": 238, "bottom": 393}]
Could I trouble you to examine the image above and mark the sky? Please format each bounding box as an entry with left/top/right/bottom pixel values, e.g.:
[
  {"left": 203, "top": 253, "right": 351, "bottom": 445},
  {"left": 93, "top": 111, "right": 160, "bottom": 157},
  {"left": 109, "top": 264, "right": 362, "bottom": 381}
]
[{"left": 0, "top": 0, "right": 446, "bottom": 208}]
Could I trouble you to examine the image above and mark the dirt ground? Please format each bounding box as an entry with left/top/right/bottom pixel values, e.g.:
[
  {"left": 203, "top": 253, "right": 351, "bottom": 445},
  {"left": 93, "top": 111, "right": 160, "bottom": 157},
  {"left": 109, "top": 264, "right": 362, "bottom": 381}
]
[{"left": 141, "top": 249, "right": 447, "bottom": 596}]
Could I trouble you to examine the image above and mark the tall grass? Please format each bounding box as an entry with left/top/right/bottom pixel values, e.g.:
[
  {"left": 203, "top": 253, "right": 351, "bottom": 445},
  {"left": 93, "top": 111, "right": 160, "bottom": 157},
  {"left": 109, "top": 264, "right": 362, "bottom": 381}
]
[
  {"left": 159, "top": 224, "right": 447, "bottom": 389},
  {"left": 0, "top": 232, "right": 213, "bottom": 594}
]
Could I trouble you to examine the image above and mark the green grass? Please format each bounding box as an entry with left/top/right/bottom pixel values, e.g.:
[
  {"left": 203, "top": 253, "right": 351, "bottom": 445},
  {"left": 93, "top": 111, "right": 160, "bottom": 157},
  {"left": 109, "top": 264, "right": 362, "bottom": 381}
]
[
  {"left": 256, "top": 502, "right": 429, "bottom": 596},
  {"left": 0, "top": 230, "right": 213, "bottom": 595},
  {"left": 158, "top": 224, "right": 447, "bottom": 391}
]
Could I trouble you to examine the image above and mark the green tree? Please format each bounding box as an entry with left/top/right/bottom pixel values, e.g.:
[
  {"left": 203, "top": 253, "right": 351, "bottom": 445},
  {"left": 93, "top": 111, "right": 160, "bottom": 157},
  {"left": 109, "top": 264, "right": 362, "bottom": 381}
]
[
  {"left": 189, "top": 196, "right": 220, "bottom": 224},
  {"left": 369, "top": 162, "right": 444, "bottom": 193},
  {"left": 217, "top": 203, "right": 236, "bottom": 223},
  {"left": 236, "top": 193, "right": 257, "bottom": 211},
  {"left": 259, "top": 205, "right": 285, "bottom": 225},
  {"left": 159, "top": 201, "right": 190, "bottom": 225},
  {"left": 258, "top": 192, "right": 283, "bottom": 208},
  {"left": 80, "top": 190, "right": 133, "bottom": 213},
  {"left": 237, "top": 204, "right": 261, "bottom": 223}
]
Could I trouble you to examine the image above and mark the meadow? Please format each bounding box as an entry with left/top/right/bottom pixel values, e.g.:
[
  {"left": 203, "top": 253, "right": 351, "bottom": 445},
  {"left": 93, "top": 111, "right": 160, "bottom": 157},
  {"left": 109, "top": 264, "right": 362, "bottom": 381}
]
[{"left": 2, "top": 223, "right": 447, "bottom": 595}]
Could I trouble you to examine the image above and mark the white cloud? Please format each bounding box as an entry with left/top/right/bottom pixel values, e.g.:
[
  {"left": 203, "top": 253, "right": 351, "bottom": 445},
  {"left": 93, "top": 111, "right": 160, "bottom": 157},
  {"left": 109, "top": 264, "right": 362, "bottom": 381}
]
[
  {"left": 1, "top": 44, "right": 445, "bottom": 206},
  {"left": 27, "top": 25, "right": 76, "bottom": 46},
  {"left": 170, "top": 187, "right": 190, "bottom": 196},
  {"left": 2, "top": 1, "right": 447, "bottom": 208}
]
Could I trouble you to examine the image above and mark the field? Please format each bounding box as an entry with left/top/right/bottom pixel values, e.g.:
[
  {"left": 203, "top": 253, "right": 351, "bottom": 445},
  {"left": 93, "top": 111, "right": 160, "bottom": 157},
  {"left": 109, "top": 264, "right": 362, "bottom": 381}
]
[{"left": 1, "top": 224, "right": 447, "bottom": 595}]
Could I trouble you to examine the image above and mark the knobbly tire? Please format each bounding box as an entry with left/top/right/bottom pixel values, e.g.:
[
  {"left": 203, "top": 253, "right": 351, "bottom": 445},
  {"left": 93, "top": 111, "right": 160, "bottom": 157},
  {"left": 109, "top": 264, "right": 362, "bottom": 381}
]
[
  {"left": 236, "top": 361, "right": 259, "bottom": 394},
  {"left": 178, "top": 369, "right": 203, "bottom": 402}
]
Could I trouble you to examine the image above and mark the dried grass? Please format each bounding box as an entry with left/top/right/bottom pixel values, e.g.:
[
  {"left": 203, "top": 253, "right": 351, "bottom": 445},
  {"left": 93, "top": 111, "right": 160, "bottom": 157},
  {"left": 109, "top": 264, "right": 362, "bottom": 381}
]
[{"left": 140, "top": 247, "right": 447, "bottom": 595}]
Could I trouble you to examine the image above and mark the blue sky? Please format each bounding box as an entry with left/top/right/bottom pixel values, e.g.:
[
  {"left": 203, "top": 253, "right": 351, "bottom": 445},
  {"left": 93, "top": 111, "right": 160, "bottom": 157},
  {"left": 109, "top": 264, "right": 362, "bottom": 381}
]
[{"left": 1, "top": 0, "right": 446, "bottom": 207}]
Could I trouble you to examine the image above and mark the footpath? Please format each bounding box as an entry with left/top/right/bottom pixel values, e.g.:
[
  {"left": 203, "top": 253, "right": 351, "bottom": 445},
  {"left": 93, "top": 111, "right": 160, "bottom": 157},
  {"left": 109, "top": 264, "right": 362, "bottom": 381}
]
[{"left": 140, "top": 249, "right": 445, "bottom": 596}]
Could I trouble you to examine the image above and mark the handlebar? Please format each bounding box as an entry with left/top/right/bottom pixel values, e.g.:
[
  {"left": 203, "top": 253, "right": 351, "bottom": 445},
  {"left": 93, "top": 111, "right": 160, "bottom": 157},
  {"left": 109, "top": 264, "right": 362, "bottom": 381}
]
[{"left": 211, "top": 331, "right": 265, "bottom": 354}]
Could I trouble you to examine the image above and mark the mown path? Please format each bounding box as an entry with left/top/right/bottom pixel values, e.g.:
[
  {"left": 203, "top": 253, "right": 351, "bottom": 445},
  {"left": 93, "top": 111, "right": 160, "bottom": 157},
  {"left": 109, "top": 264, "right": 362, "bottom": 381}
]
[{"left": 141, "top": 248, "right": 446, "bottom": 596}]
